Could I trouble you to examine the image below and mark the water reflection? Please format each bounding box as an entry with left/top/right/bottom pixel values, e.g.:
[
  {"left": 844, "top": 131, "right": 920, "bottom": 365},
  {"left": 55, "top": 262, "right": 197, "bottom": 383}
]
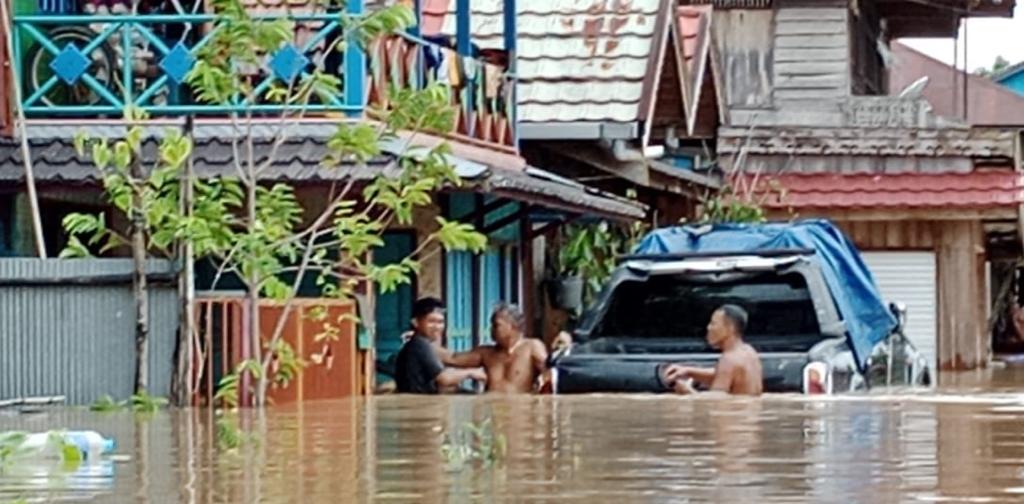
[{"left": 0, "top": 369, "right": 1023, "bottom": 503}]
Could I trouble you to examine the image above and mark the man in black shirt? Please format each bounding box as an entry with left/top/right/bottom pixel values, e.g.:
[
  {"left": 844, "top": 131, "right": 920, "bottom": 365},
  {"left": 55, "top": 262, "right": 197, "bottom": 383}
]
[{"left": 395, "top": 297, "right": 486, "bottom": 393}]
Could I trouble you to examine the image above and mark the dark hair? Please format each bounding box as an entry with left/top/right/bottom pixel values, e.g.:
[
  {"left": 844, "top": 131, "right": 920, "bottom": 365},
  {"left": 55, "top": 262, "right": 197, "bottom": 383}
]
[
  {"left": 718, "top": 304, "right": 748, "bottom": 334},
  {"left": 412, "top": 297, "right": 445, "bottom": 320},
  {"left": 491, "top": 303, "right": 525, "bottom": 331}
]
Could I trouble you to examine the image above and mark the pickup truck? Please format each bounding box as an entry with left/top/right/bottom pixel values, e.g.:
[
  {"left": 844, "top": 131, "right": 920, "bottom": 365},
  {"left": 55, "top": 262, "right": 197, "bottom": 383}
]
[{"left": 549, "top": 222, "right": 932, "bottom": 394}]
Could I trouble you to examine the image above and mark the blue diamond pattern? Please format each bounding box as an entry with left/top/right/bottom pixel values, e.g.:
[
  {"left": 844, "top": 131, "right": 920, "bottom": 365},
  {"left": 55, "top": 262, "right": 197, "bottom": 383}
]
[
  {"left": 50, "top": 44, "right": 90, "bottom": 85},
  {"left": 269, "top": 44, "right": 309, "bottom": 83},
  {"left": 159, "top": 42, "right": 196, "bottom": 84}
]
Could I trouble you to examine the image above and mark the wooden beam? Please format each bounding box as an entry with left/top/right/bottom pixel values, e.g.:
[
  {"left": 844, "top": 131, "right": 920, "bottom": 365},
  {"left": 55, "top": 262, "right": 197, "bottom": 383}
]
[
  {"left": 452, "top": 197, "right": 517, "bottom": 224},
  {"left": 481, "top": 205, "right": 531, "bottom": 235},
  {"left": 526, "top": 216, "right": 580, "bottom": 242}
]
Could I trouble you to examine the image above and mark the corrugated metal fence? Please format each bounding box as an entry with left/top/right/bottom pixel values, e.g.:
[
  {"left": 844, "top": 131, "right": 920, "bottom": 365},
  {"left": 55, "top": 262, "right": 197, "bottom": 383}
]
[{"left": 0, "top": 259, "right": 179, "bottom": 404}]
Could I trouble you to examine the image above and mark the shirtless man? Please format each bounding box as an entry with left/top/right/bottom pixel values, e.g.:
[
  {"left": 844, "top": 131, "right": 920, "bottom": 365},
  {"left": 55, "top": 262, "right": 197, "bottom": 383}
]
[
  {"left": 661, "top": 304, "right": 763, "bottom": 396},
  {"left": 440, "top": 303, "right": 548, "bottom": 393}
]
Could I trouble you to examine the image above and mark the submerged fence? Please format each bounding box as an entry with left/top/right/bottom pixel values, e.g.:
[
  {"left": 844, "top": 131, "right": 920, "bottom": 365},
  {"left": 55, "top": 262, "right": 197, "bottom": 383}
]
[{"left": 0, "top": 259, "right": 179, "bottom": 405}]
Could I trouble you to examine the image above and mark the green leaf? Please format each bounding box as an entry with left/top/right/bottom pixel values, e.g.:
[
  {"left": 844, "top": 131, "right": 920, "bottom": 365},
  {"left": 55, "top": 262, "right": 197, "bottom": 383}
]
[
  {"left": 73, "top": 131, "right": 88, "bottom": 156},
  {"left": 113, "top": 141, "right": 132, "bottom": 170},
  {"left": 59, "top": 235, "right": 93, "bottom": 259},
  {"left": 92, "top": 141, "right": 112, "bottom": 169},
  {"left": 434, "top": 218, "right": 488, "bottom": 253},
  {"left": 89, "top": 394, "right": 127, "bottom": 412}
]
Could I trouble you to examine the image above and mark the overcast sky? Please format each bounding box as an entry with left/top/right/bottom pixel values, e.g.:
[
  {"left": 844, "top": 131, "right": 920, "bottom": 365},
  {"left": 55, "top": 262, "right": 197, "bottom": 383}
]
[{"left": 900, "top": 3, "right": 1024, "bottom": 72}]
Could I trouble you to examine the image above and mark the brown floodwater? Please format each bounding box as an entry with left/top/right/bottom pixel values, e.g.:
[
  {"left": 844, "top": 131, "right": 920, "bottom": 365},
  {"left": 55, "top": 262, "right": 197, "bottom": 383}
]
[{"left": 2, "top": 365, "right": 1024, "bottom": 503}]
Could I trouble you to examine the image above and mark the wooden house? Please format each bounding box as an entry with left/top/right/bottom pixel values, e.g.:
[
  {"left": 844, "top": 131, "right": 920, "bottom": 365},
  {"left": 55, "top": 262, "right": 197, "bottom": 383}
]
[
  {"left": 700, "top": 0, "right": 1020, "bottom": 372},
  {"left": 0, "top": 1, "right": 647, "bottom": 399}
]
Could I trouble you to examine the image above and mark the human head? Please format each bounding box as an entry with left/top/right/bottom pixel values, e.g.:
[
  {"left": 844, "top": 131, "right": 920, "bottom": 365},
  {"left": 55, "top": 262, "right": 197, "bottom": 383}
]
[
  {"left": 411, "top": 297, "right": 446, "bottom": 342},
  {"left": 491, "top": 303, "right": 526, "bottom": 349},
  {"left": 706, "top": 304, "right": 747, "bottom": 348},
  {"left": 552, "top": 331, "right": 573, "bottom": 352}
]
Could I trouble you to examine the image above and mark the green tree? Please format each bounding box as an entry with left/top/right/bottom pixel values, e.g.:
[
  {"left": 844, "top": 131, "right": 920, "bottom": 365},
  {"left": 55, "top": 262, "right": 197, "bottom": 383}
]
[
  {"left": 974, "top": 55, "right": 1011, "bottom": 78},
  {"left": 64, "top": 1, "right": 486, "bottom": 407}
]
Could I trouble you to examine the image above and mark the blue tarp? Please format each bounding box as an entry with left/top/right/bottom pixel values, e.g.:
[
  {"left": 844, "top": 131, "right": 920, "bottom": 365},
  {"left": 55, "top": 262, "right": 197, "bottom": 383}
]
[{"left": 634, "top": 219, "right": 895, "bottom": 370}]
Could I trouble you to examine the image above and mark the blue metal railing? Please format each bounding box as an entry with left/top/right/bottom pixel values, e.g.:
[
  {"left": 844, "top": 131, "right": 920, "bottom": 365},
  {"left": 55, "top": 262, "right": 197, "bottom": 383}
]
[{"left": 11, "top": 7, "right": 366, "bottom": 117}]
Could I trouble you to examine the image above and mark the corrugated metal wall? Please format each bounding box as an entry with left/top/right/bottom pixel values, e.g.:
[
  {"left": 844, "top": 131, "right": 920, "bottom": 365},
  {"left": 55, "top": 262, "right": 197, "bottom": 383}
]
[{"left": 0, "top": 259, "right": 179, "bottom": 404}]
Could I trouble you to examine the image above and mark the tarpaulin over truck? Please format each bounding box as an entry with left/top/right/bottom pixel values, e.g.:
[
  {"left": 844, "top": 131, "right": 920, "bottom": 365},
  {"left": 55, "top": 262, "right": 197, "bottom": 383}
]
[{"left": 634, "top": 219, "right": 896, "bottom": 370}]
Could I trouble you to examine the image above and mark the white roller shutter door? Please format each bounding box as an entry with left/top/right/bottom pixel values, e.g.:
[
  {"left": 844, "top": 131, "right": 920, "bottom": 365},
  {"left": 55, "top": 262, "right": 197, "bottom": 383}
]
[{"left": 861, "top": 252, "right": 937, "bottom": 375}]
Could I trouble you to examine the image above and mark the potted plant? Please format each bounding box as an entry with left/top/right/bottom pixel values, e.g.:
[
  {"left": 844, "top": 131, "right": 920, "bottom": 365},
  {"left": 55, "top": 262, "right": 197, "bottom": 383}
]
[{"left": 548, "top": 223, "right": 608, "bottom": 312}]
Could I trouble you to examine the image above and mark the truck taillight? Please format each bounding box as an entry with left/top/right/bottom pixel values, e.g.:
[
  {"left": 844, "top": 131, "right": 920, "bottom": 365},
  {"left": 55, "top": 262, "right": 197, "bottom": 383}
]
[{"left": 803, "top": 362, "right": 832, "bottom": 395}]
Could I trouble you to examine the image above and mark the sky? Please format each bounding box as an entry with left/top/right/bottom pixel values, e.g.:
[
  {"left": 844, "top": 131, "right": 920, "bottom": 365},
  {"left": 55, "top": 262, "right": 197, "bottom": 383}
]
[{"left": 900, "top": 3, "right": 1024, "bottom": 72}]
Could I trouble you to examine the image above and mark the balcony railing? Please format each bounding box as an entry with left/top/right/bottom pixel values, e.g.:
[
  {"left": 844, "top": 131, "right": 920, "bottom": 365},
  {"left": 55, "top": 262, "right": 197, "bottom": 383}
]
[
  {"left": 12, "top": 10, "right": 366, "bottom": 116},
  {"left": 367, "top": 33, "right": 516, "bottom": 149},
  {"left": 11, "top": 6, "right": 518, "bottom": 150}
]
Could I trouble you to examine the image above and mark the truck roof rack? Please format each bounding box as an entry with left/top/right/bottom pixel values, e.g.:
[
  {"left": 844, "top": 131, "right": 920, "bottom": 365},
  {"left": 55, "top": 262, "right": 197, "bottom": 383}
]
[{"left": 619, "top": 248, "right": 816, "bottom": 262}]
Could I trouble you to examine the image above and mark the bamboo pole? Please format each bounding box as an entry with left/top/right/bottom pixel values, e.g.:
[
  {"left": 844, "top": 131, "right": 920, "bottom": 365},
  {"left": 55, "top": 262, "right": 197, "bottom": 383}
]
[{"left": 1, "top": 0, "right": 47, "bottom": 258}]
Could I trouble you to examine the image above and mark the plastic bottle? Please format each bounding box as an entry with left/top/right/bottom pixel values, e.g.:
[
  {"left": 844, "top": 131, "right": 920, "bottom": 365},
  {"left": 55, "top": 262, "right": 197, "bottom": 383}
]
[{"left": 21, "top": 431, "right": 116, "bottom": 459}]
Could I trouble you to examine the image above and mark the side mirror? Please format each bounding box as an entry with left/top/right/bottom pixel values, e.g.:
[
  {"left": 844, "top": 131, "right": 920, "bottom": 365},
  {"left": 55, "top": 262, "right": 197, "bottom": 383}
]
[{"left": 890, "top": 301, "right": 908, "bottom": 331}]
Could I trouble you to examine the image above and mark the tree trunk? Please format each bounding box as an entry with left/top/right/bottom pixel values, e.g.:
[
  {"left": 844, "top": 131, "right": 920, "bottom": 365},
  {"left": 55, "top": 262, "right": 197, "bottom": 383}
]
[
  {"left": 247, "top": 179, "right": 265, "bottom": 407},
  {"left": 172, "top": 121, "right": 196, "bottom": 406},
  {"left": 131, "top": 156, "right": 149, "bottom": 395}
]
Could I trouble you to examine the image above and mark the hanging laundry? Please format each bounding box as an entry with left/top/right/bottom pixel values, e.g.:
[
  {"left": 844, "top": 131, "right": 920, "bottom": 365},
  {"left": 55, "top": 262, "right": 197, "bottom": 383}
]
[
  {"left": 445, "top": 49, "right": 463, "bottom": 88},
  {"left": 483, "top": 63, "right": 503, "bottom": 101}
]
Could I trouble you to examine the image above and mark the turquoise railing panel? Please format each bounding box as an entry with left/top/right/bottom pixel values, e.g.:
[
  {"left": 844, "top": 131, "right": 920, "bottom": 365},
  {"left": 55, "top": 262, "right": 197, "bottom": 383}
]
[
  {"left": 445, "top": 250, "right": 474, "bottom": 352},
  {"left": 11, "top": 9, "right": 365, "bottom": 117}
]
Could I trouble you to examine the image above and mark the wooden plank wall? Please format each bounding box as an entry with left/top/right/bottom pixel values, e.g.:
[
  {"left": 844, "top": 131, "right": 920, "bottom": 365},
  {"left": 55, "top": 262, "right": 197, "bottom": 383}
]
[
  {"left": 833, "top": 219, "right": 989, "bottom": 370},
  {"left": 834, "top": 220, "right": 936, "bottom": 250},
  {"left": 716, "top": 6, "right": 852, "bottom": 128},
  {"left": 935, "top": 220, "right": 988, "bottom": 370},
  {"left": 772, "top": 8, "right": 850, "bottom": 103},
  {"left": 712, "top": 10, "right": 775, "bottom": 109}
]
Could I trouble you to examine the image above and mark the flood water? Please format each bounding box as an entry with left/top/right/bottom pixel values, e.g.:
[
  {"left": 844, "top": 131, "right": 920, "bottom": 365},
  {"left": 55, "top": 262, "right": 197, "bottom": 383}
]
[{"left": 2, "top": 365, "right": 1024, "bottom": 503}]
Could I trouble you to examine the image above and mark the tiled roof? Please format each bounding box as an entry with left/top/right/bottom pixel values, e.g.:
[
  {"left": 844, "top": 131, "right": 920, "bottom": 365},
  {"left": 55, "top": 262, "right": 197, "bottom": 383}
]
[
  {"left": 421, "top": 0, "right": 665, "bottom": 124},
  {"left": 0, "top": 136, "right": 645, "bottom": 219},
  {"left": 0, "top": 137, "right": 393, "bottom": 183},
  {"left": 745, "top": 171, "right": 1024, "bottom": 210}
]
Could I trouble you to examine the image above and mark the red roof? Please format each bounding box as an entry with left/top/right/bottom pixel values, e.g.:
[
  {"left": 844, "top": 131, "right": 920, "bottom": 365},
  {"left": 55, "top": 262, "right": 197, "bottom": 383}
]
[{"left": 742, "top": 171, "right": 1024, "bottom": 210}]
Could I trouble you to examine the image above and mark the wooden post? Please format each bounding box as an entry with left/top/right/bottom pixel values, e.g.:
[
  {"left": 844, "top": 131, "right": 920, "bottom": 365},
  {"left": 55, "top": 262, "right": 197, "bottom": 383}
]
[
  {"left": 520, "top": 214, "right": 534, "bottom": 338},
  {"left": 503, "top": 0, "right": 517, "bottom": 149},
  {"left": 455, "top": 0, "right": 474, "bottom": 138},
  {"left": 344, "top": 0, "right": 366, "bottom": 116},
  {"left": 0, "top": 0, "right": 47, "bottom": 258},
  {"left": 936, "top": 220, "right": 988, "bottom": 370}
]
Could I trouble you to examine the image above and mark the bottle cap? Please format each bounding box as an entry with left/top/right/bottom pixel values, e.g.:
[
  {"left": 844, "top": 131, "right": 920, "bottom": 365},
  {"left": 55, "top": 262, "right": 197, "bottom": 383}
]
[{"left": 103, "top": 438, "right": 116, "bottom": 454}]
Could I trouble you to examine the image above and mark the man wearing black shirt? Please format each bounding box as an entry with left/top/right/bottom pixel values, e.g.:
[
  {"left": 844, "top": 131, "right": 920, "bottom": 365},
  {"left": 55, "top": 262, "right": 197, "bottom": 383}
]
[{"left": 395, "top": 297, "right": 486, "bottom": 393}]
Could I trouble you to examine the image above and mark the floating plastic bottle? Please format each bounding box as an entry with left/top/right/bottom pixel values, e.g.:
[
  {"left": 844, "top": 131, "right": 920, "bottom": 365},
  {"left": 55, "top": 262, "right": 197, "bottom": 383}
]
[{"left": 20, "top": 431, "right": 116, "bottom": 459}]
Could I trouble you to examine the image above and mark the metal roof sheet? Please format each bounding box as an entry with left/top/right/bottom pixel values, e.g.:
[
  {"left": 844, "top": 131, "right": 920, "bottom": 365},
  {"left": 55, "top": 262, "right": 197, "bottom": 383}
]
[{"left": 0, "top": 137, "right": 645, "bottom": 219}]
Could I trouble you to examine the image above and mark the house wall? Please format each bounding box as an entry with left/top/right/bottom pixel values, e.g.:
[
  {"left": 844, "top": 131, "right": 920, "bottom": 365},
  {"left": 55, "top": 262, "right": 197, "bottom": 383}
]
[
  {"left": 998, "top": 71, "right": 1024, "bottom": 98},
  {"left": 715, "top": 6, "right": 854, "bottom": 128}
]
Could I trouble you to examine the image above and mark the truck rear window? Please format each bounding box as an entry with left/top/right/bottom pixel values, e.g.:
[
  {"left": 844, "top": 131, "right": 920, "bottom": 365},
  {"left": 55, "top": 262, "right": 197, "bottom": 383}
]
[{"left": 594, "top": 272, "right": 820, "bottom": 341}]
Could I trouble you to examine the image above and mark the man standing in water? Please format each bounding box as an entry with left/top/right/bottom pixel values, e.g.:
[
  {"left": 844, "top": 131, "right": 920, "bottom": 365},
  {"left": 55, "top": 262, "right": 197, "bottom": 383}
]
[
  {"left": 394, "top": 297, "right": 487, "bottom": 394},
  {"left": 440, "top": 304, "right": 549, "bottom": 393},
  {"left": 661, "top": 304, "right": 763, "bottom": 396}
]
